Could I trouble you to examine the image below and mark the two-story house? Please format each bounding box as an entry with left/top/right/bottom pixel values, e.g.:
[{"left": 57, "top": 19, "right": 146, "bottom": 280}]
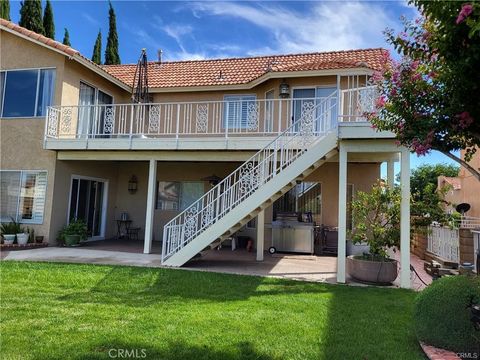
[{"left": 0, "top": 19, "right": 412, "bottom": 287}]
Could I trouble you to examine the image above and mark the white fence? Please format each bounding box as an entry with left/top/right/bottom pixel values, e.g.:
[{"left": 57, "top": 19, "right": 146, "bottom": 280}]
[{"left": 427, "top": 225, "right": 459, "bottom": 263}]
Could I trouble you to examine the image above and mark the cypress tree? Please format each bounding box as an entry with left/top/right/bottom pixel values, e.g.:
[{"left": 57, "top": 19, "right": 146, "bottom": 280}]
[
  {"left": 19, "top": 0, "right": 44, "bottom": 35},
  {"left": 104, "top": 1, "right": 120, "bottom": 65},
  {"left": 91, "top": 30, "right": 102, "bottom": 65},
  {"left": 1, "top": 0, "right": 11, "bottom": 21},
  {"left": 62, "top": 28, "right": 71, "bottom": 46},
  {"left": 43, "top": 0, "right": 54, "bottom": 39}
]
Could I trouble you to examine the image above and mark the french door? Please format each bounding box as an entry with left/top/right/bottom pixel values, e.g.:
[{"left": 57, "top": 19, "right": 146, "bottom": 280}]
[
  {"left": 68, "top": 176, "right": 107, "bottom": 239},
  {"left": 77, "top": 82, "right": 113, "bottom": 138},
  {"left": 292, "top": 87, "right": 337, "bottom": 132}
]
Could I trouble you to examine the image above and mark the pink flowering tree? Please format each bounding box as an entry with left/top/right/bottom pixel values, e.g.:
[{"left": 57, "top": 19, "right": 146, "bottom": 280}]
[{"left": 369, "top": 1, "right": 480, "bottom": 181}]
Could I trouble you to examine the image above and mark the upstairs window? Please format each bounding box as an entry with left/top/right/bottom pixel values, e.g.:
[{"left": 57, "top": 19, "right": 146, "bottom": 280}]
[
  {"left": 0, "top": 69, "right": 55, "bottom": 118},
  {"left": 223, "top": 95, "right": 256, "bottom": 129}
]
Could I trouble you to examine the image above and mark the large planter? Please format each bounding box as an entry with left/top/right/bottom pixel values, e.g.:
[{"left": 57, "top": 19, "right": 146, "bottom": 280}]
[
  {"left": 2, "top": 234, "right": 15, "bottom": 245},
  {"left": 16, "top": 233, "right": 29, "bottom": 245},
  {"left": 347, "top": 255, "right": 398, "bottom": 285},
  {"left": 64, "top": 234, "right": 81, "bottom": 246}
]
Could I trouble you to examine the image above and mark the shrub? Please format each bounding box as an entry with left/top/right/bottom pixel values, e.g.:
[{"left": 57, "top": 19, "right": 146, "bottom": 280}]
[{"left": 414, "top": 275, "right": 480, "bottom": 353}]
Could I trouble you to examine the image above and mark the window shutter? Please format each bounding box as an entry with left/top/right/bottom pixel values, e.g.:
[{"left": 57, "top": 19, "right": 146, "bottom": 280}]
[{"left": 31, "top": 172, "right": 47, "bottom": 223}]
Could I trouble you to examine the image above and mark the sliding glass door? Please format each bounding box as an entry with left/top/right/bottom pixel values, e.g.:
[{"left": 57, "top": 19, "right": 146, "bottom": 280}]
[
  {"left": 77, "top": 82, "right": 113, "bottom": 138},
  {"left": 69, "top": 177, "right": 107, "bottom": 239}
]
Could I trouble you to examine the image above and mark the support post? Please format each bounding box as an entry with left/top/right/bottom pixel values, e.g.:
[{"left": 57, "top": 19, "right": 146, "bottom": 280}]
[
  {"left": 144, "top": 159, "right": 157, "bottom": 254},
  {"left": 387, "top": 159, "right": 395, "bottom": 189},
  {"left": 256, "top": 210, "right": 265, "bottom": 261},
  {"left": 337, "top": 144, "right": 347, "bottom": 283},
  {"left": 400, "top": 149, "right": 411, "bottom": 288}
]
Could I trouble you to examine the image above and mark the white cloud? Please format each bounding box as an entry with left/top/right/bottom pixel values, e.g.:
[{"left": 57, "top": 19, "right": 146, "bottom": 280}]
[
  {"left": 82, "top": 12, "right": 101, "bottom": 27},
  {"left": 190, "top": 1, "right": 396, "bottom": 55}
]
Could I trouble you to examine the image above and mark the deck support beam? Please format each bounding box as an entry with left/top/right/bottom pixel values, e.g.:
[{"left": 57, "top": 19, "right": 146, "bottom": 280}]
[
  {"left": 400, "top": 149, "right": 411, "bottom": 288},
  {"left": 144, "top": 159, "right": 157, "bottom": 254},
  {"left": 387, "top": 159, "right": 395, "bottom": 189},
  {"left": 256, "top": 210, "right": 265, "bottom": 261},
  {"left": 337, "top": 145, "right": 348, "bottom": 283}
]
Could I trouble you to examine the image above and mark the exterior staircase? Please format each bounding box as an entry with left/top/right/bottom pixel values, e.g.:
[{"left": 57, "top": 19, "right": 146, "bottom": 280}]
[{"left": 161, "top": 94, "right": 339, "bottom": 266}]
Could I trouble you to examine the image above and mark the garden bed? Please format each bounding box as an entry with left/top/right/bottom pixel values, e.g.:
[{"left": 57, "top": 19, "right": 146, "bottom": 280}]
[{"left": 0, "top": 242, "right": 49, "bottom": 251}]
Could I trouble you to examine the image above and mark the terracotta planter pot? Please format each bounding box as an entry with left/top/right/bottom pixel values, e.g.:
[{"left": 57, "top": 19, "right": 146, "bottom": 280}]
[{"left": 347, "top": 255, "right": 399, "bottom": 285}]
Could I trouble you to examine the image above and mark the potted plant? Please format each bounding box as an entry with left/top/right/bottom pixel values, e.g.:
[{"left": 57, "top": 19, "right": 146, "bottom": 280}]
[
  {"left": 59, "top": 219, "right": 88, "bottom": 246},
  {"left": 1, "top": 218, "right": 21, "bottom": 245},
  {"left": 347, "top": 182, "right": 401, "bottom": 284},
  {"left": 16, "top": 228, "right": 29, "bottom": 245}
]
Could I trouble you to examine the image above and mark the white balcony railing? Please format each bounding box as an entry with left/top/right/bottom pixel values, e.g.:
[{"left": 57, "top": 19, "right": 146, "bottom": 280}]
[{"left": 44, "top": 87, "right": 375, "bottom": 143}]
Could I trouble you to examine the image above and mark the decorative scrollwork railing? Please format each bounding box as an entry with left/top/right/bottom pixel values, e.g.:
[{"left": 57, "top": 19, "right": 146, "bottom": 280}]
[{"left": 161, "top": 92, "right": 338, "bottom": 262}]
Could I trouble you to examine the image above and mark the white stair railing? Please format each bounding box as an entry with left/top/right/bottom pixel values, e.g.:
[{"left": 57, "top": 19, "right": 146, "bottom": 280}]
[{"left": 162, "top": 92, "right": 338, "bottom": 263}]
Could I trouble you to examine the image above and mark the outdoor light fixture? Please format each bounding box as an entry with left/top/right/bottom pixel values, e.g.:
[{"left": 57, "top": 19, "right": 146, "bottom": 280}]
[
  {"left": 279, "top": 80, "right": 290, "bottom": 98},
  {"left": 128, "top": 175, "right": 138, "bottom": 194},
  {"left": 201, "top": 174, "right": 222, "bottom": 186}
]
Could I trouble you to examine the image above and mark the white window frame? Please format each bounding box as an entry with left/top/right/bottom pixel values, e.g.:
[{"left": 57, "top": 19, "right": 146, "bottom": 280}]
[
  {"left": 0, "top": 169, "right": 48, "bottom": 224},
  {"left": 155, "top": 181, "right": 205, "bottom": 211},
  {"left": 0, "top": 67, "right": 56, "bottom": 119},
  {"left": 223, "top": 94, "right": 257, "bottom": 129}
]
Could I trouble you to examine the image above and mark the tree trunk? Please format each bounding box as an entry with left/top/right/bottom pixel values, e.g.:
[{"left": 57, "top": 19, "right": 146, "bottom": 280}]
[{"left": 440, "top": 151, "right": 480, "bottom": 181}]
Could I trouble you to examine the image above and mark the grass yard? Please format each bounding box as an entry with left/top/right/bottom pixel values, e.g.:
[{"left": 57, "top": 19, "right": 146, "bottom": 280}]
[{"left": 0, "top": 261, "right": 423, "bottom": 360}]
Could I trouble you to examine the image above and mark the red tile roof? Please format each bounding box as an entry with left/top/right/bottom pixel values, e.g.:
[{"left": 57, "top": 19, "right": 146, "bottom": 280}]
[
  {"left": 102, "top": 48, "right": 387, "bottom": 89},
  {"left": 1, "top": 18, "right": 79, "bottom": 56},
  {"left": 1, "top": 18, "right": 387, "bottom": 91}
]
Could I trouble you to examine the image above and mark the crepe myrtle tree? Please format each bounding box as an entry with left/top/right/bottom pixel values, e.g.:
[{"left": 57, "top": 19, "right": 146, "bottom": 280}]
[{"left": 368, "top": 1, "right": 480, "bottom": 181}]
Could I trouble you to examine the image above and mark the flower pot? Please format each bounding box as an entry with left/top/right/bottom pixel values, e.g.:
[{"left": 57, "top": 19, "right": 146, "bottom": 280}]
[
  {"left": 2, "top": 234, "right": 15, "bottom": 245},
  {"left": 347, "top": 255, "right": 398, "bottom": 285},
  {"left": 16, "top": 233, "right": 29, "bottom": 245},
  {"left": 35, "top": 236, "right": 44, "bottom": 244},
  {"left": 64, "top": 234, "right": 81, "bottom": 246}
]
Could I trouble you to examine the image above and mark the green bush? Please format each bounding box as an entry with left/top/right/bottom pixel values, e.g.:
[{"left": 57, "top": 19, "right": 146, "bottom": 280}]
[{"left": 414, "top": 275, "right": 480, "bottom": 353}]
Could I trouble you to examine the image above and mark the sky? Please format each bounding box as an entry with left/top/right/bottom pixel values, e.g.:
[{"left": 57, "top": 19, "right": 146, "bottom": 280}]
[{"left": 8, "top": 0, "right": 459, "bottom": 172}]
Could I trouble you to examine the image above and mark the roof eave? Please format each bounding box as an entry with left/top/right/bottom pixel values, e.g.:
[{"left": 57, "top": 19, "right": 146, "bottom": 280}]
[{"left": 72, "top": 55, "right": 132, "bottom": 92}]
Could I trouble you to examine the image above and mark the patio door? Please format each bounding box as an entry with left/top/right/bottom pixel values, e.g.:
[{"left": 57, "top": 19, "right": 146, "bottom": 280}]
[
  {"left": 77, "top": 82, "right": 113, "bottom": 138},
  {"left": 68, "top": 176, "right": 108, "bottom": 239},
  {"left": 292, "top": 87, "right": 337, "bottom": 132}
]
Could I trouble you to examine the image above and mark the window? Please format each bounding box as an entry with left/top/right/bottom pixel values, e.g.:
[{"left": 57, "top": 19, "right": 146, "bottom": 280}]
[
  {"left": 156, "top": 181, "right": 204, "bottom": 211},
  {"left": 0, "top": 171, "right": 47, "bottom": 224},
  {"left": 78, "top": 82, "right": 113, "bottom": 136},
  {"left": 0, "top": 69, "right": 55, "bottom": 118},
  {"left": 224, "top": 95, "right": 256, "bottom": 129},
  {"left": 273, "top": 182, "right": 322, "bottom": 223}
]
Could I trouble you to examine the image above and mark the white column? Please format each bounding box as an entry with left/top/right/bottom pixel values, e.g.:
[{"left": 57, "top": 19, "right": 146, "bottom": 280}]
[
  {"left": 400, "top": 149, "right": 411, "bottom": 288},
  {"left": 337, "top": 145, "right": 347, "bottom": 283},
  {"left": 256, "top": 210, "right": 265, "bottom": 261},
  {"left": 144, "top": 159, "right": 157, "bottom": 254},
  {"left": 387, "top": 159, "right": 395, "bottom": 189}
]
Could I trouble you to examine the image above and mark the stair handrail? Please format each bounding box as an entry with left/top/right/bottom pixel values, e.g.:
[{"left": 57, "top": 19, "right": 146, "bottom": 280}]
[{"left": 162, "top": 92, "right": 338, "bottom": 262}]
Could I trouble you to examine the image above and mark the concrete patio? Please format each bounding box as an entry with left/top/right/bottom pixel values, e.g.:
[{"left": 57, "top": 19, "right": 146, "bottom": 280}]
[{"left": 1, "top": 239, "right": 431, "bottom": 289}]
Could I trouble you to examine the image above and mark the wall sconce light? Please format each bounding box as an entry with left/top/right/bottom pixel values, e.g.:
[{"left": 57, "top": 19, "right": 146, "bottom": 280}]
[
  {"left": 201, "top": 174, "right": 222, "bottom": 187},
  {"left": 128, "top": 175, "right": 138, "bottom": 194},
  {"left": 279, "top": 80, "right": 290, "bottom": 98}
]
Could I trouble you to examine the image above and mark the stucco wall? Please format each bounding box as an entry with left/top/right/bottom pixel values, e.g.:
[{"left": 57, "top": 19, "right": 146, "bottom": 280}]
[
  {"left": 0, "top": 29, "right": 129, "bottom": 241},
  {"left": 1, "top": 31, "right": 66, "bottom": 239}
]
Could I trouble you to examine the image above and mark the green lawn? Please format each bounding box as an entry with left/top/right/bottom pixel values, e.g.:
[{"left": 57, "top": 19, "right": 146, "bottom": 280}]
[{"left": 0, "top": 261, "right": 423, "bottom": 360}]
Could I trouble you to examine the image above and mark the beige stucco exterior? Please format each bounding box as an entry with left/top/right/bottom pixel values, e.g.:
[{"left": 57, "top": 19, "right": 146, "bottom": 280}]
[{"left": 1, "top": 27, "right": 381, "bottom": 248}]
